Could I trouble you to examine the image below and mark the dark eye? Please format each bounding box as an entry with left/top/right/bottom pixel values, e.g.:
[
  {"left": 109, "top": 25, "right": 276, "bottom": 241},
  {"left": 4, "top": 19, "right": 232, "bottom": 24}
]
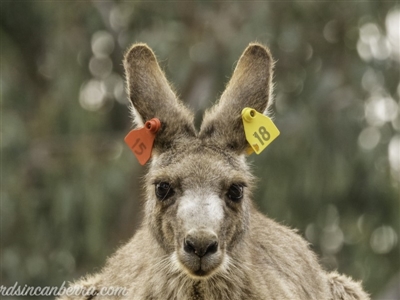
[
  {"left": 155, "top": 182, "right": 174, "bottom": 201},
  {"left": 227, "top": 184, "right": 244, "bottom": 202}
]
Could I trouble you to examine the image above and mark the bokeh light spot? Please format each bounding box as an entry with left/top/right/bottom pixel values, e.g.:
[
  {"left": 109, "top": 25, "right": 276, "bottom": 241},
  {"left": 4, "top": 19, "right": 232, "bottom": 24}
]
[
  {"left": 89, "top": 56, "right": 113, "bottom": 79},
  {"left": 79, "top": 80, "right": 106, "bottom": 111},
  {"left": 360, "top": 23, "right": 381, "bottom": 44},
  {"left": 358, "top": 127, "right": 381, "bottom": 150},
  {"left": 370, "top": 226, "right": 398, "bottom": 254},
  {"left": 91, "top": 31, "right": 115, "bottom": 58},
  {"left": 323, "top": 20, "right": 340, "bottom": 43},
  {"left": 365, "top": 96, "right": 398, "bottom": 126},
  {"left": 388, "top": 135, "right": 400, "bottom": 172},
  {"left": 385, "top": 8, "right": 400, "bottom": 60},
  {"left": 109, "top": 4, "right": 134, "bottom": 31}
]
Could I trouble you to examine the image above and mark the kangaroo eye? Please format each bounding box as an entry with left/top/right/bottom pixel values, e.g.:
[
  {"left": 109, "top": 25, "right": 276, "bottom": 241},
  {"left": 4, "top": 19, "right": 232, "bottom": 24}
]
[
  {"left": 227, "top": 184, "right": 243, "bottom": 202},
  {"left": 155, "top": 182, "right": 174, "bottom": 201}
]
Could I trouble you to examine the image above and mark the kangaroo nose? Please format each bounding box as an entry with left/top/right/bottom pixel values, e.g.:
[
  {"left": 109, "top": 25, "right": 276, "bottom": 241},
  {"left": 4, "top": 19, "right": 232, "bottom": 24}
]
[{"left": 184, "top": 231, "right": 219, "bottom": 257}]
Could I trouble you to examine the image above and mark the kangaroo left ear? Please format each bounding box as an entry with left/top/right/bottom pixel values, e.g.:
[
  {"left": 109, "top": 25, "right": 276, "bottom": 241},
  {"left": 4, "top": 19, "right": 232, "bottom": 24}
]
[
  {"left": 199, "top": 43, "right": 274, "bottom": 153},
  {"left": 124, "top": 43, "right": 196, "bottom": 154}
]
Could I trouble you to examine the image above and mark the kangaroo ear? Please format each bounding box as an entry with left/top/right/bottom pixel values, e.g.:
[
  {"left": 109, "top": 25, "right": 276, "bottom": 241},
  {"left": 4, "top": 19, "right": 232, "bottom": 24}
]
[
  {"left": 199, "top": 43, "right": 274, "bottom": 153},
  {"left": 124, "top": 44, "right": 196, "bottom": 151}
]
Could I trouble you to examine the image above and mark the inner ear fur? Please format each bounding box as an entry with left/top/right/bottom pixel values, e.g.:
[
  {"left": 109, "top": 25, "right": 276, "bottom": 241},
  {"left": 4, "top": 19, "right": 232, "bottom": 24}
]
[
  {"left": 124, "top": 43, "right": 196, "bottom": 151},
  {"left": 199, "top": 43, "right": 274, "bottom": 153}
]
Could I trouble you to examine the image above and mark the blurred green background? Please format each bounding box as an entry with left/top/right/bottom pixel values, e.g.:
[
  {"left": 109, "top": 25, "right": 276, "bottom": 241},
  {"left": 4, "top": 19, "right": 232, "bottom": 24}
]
[{"left": 1, "top": 1, "right": 399, "bottom": 299}]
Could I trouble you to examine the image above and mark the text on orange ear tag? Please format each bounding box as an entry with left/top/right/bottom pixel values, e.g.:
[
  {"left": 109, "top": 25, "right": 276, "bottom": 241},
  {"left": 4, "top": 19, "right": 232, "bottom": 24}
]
[{"left": 124, "top": 118, "right": 161, "bottom": 165}]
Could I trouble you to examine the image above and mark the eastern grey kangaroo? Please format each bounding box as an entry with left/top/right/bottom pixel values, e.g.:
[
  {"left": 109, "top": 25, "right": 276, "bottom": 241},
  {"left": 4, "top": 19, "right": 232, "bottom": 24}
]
[{"left": 58, "top": 43, "right": 369, "bottom": 300}]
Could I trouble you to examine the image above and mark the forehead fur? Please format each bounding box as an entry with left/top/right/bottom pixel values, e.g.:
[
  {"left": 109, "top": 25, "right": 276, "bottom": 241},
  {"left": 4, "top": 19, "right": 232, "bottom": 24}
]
[{"left": 147, "top": 140, "right": 254, "bottom": 190}]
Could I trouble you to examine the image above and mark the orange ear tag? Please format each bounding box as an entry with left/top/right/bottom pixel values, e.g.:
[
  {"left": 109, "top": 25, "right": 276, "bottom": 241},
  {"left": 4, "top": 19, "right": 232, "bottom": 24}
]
[{"left": 124, "top": 118, "right": 161, "bottom": 165}]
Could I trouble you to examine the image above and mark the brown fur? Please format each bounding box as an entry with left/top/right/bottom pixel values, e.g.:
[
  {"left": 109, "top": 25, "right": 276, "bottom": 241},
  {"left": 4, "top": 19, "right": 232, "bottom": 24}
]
[{"left": 57, "top": 43, "right": 369, "bottom": 300}]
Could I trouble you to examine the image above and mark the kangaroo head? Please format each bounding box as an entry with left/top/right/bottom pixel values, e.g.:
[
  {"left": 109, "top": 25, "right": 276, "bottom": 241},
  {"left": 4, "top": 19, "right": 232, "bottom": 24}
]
[{"left": 124, "top": 43, "right": 274, "bottom": 278}]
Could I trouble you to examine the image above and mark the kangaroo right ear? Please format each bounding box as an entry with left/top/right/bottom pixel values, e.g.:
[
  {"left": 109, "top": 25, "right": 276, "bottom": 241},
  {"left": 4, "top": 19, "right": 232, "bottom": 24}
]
[
  {"left": 199, "top": 44, "right": 274, "bottom": 154},
  {"left": 124, "top": 44, "right": 196, "bottom": 152}
]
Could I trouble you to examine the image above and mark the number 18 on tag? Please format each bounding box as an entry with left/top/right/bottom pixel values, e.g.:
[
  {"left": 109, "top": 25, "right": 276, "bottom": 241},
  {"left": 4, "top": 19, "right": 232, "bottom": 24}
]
[{"left": 241, "top": 108, "right": 280, "bottom": 155}]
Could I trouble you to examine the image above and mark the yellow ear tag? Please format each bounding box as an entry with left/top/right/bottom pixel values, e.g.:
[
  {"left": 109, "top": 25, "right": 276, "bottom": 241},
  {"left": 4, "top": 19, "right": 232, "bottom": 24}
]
[{"left": 242, "top": 107, "right": 280, "bottom": 155}]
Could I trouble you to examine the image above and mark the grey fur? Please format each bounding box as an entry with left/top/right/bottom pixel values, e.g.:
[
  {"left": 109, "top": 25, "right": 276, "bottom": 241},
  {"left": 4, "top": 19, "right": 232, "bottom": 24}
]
[{"left": 57, "top": 43, "right": 369, "bottom": 300}]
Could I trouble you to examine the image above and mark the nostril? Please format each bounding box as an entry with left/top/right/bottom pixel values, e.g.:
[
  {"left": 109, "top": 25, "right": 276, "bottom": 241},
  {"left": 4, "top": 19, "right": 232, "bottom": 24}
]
[
  {"left": 206, "top": 241, "right": 218, "bottom": 255},
  {"left": 184, "top": 239, "right": 196, "bottom": 254}
]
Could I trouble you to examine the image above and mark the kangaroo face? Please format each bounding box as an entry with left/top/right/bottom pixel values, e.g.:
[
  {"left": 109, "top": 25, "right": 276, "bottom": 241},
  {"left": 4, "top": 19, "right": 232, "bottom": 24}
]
[
  {"left": 145, "top": 144, "right": 253, "bottom": 277},
  {"left": 123, "top": 42, "right": 273, "bottom": 278}
]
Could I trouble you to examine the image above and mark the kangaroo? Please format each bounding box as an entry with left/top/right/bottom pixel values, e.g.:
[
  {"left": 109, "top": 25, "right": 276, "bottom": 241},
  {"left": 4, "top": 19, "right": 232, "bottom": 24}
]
[{"left": 57, "top": 43, "right": 369, "bottom": 300}]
